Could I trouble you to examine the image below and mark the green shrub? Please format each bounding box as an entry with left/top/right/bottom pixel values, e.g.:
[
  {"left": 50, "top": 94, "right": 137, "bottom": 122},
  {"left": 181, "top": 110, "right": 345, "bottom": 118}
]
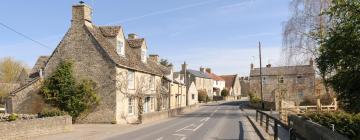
[
  {"left": 41, "top": 60, "right": 99, "bottom": 122},
  {"left": 198, "top": 90, "right": 208, "bottom": 102},
  {"left": 221, "top": 89, "right": 229, "bottom": 97},
  {"left": 8, "top": 114, "right": 17, "bottom": 121},
  {"left": 38, "top": 108, "right": 67, "bottom": 118},
  {"left": 249, "top": 93, "right": 261, "bottom": 103},
  {"left": 303, "top": 111, "right": 360, "bottom": 139}
]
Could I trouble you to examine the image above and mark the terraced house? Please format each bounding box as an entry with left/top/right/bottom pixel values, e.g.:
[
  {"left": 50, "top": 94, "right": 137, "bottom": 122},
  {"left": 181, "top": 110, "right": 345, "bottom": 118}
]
[{"left": 7, "top": 3, "right": 171, "bottom": 124}]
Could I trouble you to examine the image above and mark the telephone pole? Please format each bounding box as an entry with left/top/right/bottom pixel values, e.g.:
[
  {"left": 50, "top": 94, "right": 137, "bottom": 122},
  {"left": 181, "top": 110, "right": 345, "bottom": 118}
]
[{"left": 259, "top": 42, "right": 265, "bottom": 110}]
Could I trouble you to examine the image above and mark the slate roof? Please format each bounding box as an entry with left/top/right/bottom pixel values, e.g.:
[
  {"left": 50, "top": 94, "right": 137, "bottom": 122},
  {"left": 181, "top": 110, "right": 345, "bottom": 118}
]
[
  {"left": 84, "top": 24, "right": 171, "bottom": 76},
  {"left": 250, "top": 65, "right": 315, "bottom": 76},
  {"left": 220, "top": 75, "right": 237, "bottom": 89},
  {"left": 187, "top": 69, "right": 211, "bottom": 79},
  {"left": 206, "top": 72, "right": 225, "bottom": 81}
]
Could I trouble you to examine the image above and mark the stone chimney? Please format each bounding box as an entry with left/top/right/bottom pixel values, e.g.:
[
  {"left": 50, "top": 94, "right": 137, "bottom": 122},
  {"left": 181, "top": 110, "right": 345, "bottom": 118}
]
[
  {"left": 266, "top": 64, "right": 271, "bottom": 68},
  {"left": 205, "top": 68, "right": 211, "bottom": 73},
  {"left": 309, "top": 58, "right": 314, "bottom": 66},
  {"left": 149, "top": 54, "right": 159, "bottom": 63},
  {"left": 128, "top": 33, "right": 138, "bottom": 39},
  {"left": 200, "top": 67, "right": 205, "bottom": 73},
  {"left": 250, "top": 63, "right": 254, "bottom": 70},
  {"left": 181, "top": 62, "right": 187, "bottom": 73},
  {"left": 72, "top": 2, "right": 92, "bottom": 25}
]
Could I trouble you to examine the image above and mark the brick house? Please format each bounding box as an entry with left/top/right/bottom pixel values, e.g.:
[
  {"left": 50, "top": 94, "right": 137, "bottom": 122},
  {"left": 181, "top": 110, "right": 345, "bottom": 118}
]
[
  {"left": 7, "top": 3, "right": 171, "bottom": 124},
  {"left": 249, "top": 60, "right": 315, "bottom": 110}
]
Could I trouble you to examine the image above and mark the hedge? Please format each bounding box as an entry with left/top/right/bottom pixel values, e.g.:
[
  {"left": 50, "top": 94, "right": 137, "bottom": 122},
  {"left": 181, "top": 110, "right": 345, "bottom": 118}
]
[{"left": 303, "top": 111, "right": 360, "bottom": 139}]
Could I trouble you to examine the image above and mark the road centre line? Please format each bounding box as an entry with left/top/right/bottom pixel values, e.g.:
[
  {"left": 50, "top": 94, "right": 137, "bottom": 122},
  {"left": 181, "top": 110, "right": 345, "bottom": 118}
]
[
  {"left": 193, "top": 123, "right": 204, "bottom": 131},
  {"left": 176, "top": 124, "right": 194, "bottom": 132}
]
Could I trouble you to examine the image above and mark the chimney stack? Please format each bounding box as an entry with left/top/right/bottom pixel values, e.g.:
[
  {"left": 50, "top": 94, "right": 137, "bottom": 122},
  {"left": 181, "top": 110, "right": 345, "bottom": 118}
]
[
  {"left": 72, "top": 2, "right": 92, "bottom": 25},
  {"left": 128, "top": 33, "right": 138, "bottom": 39},
  {"left": 200, "top": 67, "right": 205, "bottom": 73},
  {"left": 149, "top": 54, "right": 159, "bottom": 63},
  {"left": 309, "top": 58, "right": 314, "bottom": 66},
  {"left": 266, "top": 64, "right": 271, "bottom": 68},
  {"left": 205, "top": 68, "right": 211, "bottom": 73},
  {"left": 250, "top": 63, "right": 254, "bottom": 70},
  {"left": 181, "top": 62, "right": 187, "bottom": 73}
]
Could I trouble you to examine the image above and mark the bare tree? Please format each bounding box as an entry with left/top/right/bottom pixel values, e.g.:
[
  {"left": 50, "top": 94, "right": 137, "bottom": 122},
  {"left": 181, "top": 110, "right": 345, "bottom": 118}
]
[
  {"left": 0, "top": 57, "right": 28, "bottom": 99},
  {"left": 116, "top": 71, "right": 166, "bottom": 124},
  {"left": 282, "top": 0, "right": 331, "bottom": 65}
]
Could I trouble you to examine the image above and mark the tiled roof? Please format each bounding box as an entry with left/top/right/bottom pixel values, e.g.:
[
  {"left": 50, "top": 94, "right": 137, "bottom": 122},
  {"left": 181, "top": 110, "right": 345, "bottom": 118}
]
[
  {"left": 127, "top": 38, "right": 145, "bottom": 48},
  {"left": 85, "top": 24, "right": 170, "bottom": 76},
  {"left": 250, "top": 65, "right": 315, "bottom": 76},
  {"left": 206, "top": 72, "right": 225, "bottom": 81},
  {"left": 99, "top": 26, "right": 121, "bottom": 37},
  {"left": 187, "top": 69, "right": 211, "bottom": 79},
  {"left": 220, "top": 75, "right": 237, "bottom": 89}
]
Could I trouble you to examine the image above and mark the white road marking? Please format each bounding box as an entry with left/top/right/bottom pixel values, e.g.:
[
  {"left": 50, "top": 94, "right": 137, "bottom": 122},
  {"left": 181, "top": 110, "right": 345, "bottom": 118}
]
[
  {"left": 180, "top": 137, "right": 187, "bottom": 140},
  {"left": 193, "top": 123, "right": 204, "bottom": 131},
  {"left": 156, "top": 137, "right": 163, "bottom": 140},
  {"left": 210, "top": 109, "right": 217, "bottom": 117},
  {"left": 200, "top": 117, "right": 210, "bottom": 122},
  {"left": 172, "top": 133, "right": 186, "bottom": 137},
  {"left": 176, "top": 124, "right": 194, "bottom": 132}
]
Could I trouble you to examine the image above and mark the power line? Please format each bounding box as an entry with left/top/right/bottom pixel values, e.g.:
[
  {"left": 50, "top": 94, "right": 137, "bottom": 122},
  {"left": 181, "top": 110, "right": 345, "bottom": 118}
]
[{"left": 0, "top": 22, "right": 52, "bottom": 50}]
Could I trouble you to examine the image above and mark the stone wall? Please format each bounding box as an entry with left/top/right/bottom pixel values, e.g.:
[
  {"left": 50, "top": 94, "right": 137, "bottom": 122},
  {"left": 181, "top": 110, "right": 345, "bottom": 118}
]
[
  {"left": 142, "top": 104, "right": 199, "bottom": 124},
  {"left": 288, "top": 115, "right": 349, "bottom": 140},
  {"left": 0, "top": 116, "right": 72, "bottom": 140},
  {"left": 6, "top": 78, "right": 46, "bottom": 114}
]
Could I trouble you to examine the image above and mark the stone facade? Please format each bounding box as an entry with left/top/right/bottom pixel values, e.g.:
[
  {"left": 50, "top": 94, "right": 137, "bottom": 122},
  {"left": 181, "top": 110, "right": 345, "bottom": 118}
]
[
  {"left": 249, "top": 62, "right": 315, "bottom": 110},
  {"left": 0, "top": 115, "right": 72, "bottom": 140},
  {"left": 240, "top": 77, "right": 250, "bottom": 97},
  {"left": 187, "top": 82, "right": 198, "bottom": 106},
  {"left": 220, "top": 74, "right": 241, "bottom": 99}
]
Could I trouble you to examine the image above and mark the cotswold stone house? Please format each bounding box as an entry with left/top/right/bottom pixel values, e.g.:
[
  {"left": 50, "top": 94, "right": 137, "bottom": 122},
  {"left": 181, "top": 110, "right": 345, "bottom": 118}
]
[
  {"left": 249, "top": 60, "right": 315, "bottom": 110},
  {"left": 178, "top": 62, "right": 213, "bottom": 100},
  {"left": 220, "top": 74, "right": 241, "bottom": 100},
  {"left": 8, "top": 3, "right": 171, "bottom": 124},
  {"left": 170, "top": 73, "right": 186, "bottom": 109},
  {"left": 205, "top": 68, "right": 225, "bottom": 96}
]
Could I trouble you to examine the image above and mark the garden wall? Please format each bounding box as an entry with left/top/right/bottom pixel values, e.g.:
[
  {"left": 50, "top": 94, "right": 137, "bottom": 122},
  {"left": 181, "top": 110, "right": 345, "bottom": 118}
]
[
  {"left": 142, "top": 104, "right": 199, "bottom": 124},
  {"left": 0, "top": 115, "right": 72, "bottom": 140}
]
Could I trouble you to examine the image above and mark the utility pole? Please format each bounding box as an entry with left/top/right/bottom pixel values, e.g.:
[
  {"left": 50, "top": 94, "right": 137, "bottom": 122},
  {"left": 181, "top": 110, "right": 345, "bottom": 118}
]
[{"left": 259, "top": 42, "right": 265, "bottom": 110}]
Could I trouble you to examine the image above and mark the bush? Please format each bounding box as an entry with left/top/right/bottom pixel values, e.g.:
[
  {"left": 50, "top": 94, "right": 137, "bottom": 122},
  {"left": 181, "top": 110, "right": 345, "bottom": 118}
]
[
  {"left": 198, "top": 90, "right": 208, "bottom": 102},
  {"left": 41, "top": 60, "right": 99, "bottom": 122},
  {"left": 7, "top": 114, "right": 17, "bottom": 121},
  {"left": 303, "top": 111, "right": 360, "bottom": 139},
  {"left": 38, "top": 108, "right": 67, "bottom": 118},
  {"left": 221, "top": 89, "right": 229, "bottom": 97},
  {"left": 249, "top": 93, "right": 261, "bottom": 103}
]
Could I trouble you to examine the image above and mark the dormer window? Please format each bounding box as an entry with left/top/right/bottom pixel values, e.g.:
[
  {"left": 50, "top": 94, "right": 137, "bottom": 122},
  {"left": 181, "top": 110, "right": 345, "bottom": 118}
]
[
  {"left": 141, "top": 48, "right": 147, "bottom": 63},
  {"left": 117, "top": 40, "right": 125, "bottom": 56}
]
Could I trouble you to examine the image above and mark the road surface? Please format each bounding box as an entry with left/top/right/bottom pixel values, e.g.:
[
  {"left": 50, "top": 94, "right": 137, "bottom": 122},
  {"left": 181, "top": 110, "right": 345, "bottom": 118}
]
[{"left": 107, "top": 100, "right": 261, "bottom": 140}]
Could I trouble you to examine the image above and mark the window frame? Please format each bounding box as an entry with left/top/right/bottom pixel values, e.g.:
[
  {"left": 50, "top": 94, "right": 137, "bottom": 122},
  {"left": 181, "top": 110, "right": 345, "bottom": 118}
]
[
  {"left": 127, "top": 70, "right": 135, "bottom": 89},
  {"left": 128, "top": 98, "right": 134, "bottom": 115},
  {"left": 117, "top": 40, "right": 125, "bottom": 56}
]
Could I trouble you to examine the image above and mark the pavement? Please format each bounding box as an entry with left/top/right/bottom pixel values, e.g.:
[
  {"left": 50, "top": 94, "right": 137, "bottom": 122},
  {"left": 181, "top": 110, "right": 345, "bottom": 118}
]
[{"left": 35, "top": 99, "right": 262, "bottom": 140}]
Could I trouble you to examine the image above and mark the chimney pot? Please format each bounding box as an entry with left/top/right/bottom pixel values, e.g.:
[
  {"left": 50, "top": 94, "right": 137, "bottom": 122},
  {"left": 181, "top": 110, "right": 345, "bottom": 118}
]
[
  {"left": 181, "top": 62, "right": 187, "bottom": 73},
  {"left": 250, "top": 63, "right": 254, "bottom": 70},
  {"left": 266, "top": 64, "right": 271, "bottom": 68},
  {"left": 128, "top": 33, "right": 138, "bottom": 39},
  {"left": 200, "top": 67, "right": 205, "bottom": 73}
]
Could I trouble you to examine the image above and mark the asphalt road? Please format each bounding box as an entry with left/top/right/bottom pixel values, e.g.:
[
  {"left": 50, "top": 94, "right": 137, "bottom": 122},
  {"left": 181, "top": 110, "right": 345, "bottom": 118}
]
[{"left": 107, "top": 100, "right": 261, "bottom": 140}]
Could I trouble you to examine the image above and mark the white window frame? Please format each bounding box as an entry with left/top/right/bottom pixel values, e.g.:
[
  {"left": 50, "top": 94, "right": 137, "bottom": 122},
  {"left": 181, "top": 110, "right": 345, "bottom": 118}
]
[
  {"left": 150, "top": 97, "right": 154, "bottom": 111},
  {"left": 128, "top": 71, "right": 135, "bottom": 89},
  {"left": 141, "top": 49, "right": 147, "bottom": 62},
  {"left": 128, "top": 98, "right": 134, "bottom": 115},
  {"left": 150, "top": 75, "right": 155, "bottom": 90},
  {"left": 117, "top": 40, "right": 125, "bottom": 56}
]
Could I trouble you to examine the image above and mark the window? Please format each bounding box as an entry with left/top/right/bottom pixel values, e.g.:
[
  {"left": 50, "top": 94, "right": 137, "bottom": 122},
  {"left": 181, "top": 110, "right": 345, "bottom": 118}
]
[
  {"left": 298, "top": 90, "right": 304, "bottom": 98},
  {"left": 297, "top": 75, "right": 305, "bottom": 84},
  {"left": 143, "top": 97, "right": 150, "bottom": 113},
  {"left": 117, "top": 40, "right": 124, "bottom": 56},
  {"left": 262, "top": 77, "right": 267, "bottom": 85},
  {"left": 127, "top": 71, "right": 135, "bottom": 89},
  {"left": 150, "top": 97, "right": 154, "bottom": 111},
  {"left": 192, "top": 94, "right": 195, "bottom": 99},
  {"left": 149, "top": 75, "right": 155, "bottom": 90},
  {"left": 279, "top": 77, "right": 284, "bottom": 84},
  {"left": 141, "top": 49, "right": 147, "bottom": 62},
  {"left": 128, "top": 98, "right": 134, "bottom": 115}
]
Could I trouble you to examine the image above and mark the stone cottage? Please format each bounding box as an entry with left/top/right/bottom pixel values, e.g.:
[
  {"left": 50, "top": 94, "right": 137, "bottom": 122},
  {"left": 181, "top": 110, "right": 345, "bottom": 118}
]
[
  {"left": 170, "top": 73, "right": 187, "bottom": 109},
  {"left": 177, "top": 62, "right": 213, "bottom": 100},
  {"left": 205, "top": 68, "right": 225, "bottom": 96},
  {"left": 220, "top": 74, "right": 241, "bottom": 100},
  {"left": 249, "top": 60, "right": 315, "bottom": 110},
  {"left": 7, "top": 3, "right": 171, "bottom": 124}
]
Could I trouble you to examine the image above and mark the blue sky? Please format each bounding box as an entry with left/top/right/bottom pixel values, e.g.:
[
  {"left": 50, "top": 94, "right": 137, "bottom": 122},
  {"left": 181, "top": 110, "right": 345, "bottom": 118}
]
[{"left": 0, "top": 0, "right": 291, "bottom": 76}]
